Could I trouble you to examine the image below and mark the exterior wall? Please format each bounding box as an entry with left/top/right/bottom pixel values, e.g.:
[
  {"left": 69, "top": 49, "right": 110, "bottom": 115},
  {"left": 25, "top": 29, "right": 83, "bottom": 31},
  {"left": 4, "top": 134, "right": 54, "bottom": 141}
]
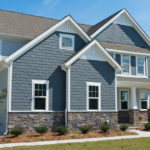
[
  {"left": 70, "top": 59, "right": 116, "bottom": 111},
  {"left": 68, "top": 112, "right": 118, "bottom": 130},
  {"left": 8, "top": 112, "right": 65, "bottom": 132},
  {"left": 95, "top": 23, "right": 149, "bottom": 48},
  {"left": 0, "top": 69, "right": 8, "bottom": 91},
  {"left": 2, "top": 40, "right": 28, "bottom": 56},
  {"left": 11, "top": 31, "right": 86, "bottom": 111}
]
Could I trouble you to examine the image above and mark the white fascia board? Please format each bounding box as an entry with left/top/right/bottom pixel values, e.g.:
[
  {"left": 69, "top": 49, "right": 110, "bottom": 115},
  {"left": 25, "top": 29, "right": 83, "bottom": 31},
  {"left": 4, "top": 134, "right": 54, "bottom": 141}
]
[
  {"left": 107, "top": 48, "right": 150, "bottom": 56},
  {"left": 91, "top": 10, "right": 124, "bottom": 38},
  {"left": 5, "top": 16, "right": 91, "bottom": 63},
  {"left": 91, "top": 9, "right": 150, "bottom": 46},
  {"left": 117, "top": 81, "right": 150, "bottom": 87},
  {"left": 63, "top": 40, "right": 121, "bottom": 72}
]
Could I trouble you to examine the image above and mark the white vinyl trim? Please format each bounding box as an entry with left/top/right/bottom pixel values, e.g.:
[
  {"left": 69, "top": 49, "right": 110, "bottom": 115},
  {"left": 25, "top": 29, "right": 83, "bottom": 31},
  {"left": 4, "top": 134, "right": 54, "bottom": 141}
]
[
  {"left": 86, "top": 82, "right": 101, "bottom": 111},
  {"left": 5, "top": 16, "right": 91, "bottom": 63},
  {"left": 32, "top": 80, "right": 49, "bottom": 111}
]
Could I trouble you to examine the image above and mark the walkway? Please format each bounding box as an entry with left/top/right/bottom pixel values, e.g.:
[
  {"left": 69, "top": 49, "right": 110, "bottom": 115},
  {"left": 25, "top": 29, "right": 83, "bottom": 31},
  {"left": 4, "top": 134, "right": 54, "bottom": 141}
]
[{"left": 0, "top": 130, "right": 150, "bottom": 149}]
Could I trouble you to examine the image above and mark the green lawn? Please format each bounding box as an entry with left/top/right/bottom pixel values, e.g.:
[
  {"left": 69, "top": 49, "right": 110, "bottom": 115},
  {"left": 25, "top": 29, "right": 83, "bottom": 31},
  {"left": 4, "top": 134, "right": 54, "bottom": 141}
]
[{"left": 1, "top": 138, "right": 150, "bottom": 150}]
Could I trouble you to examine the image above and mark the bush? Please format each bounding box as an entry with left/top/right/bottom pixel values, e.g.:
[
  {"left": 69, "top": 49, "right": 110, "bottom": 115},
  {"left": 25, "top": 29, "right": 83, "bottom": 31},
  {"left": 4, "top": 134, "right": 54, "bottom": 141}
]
[
  {"left": 144, "top": 123, "right": 150, "bottom": 130},
  {"left": 56, "top": 125, "right": 68, "bottom": 135},
  {"left": 100, "top": 124, "right": 110, "bottom": 132},
  {"left": 9, "top": 128, "right": 24, "bottom": 136},
  {"left": 79, "top": 125, "right": 91, "bottom": 134},
  {"left": 34, "top": 126, "right": 48, "bottom": 134},
  {"left": 120, "top": 124, "right": 128, "bottom": 131}
]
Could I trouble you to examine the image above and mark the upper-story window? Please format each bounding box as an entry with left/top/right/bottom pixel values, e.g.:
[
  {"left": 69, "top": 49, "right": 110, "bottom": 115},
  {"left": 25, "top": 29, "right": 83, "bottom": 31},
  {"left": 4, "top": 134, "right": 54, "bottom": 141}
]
[
  {"left": 109, "top": 52, "right": 115, "bottom": 59},
  {"left": 136, "top": 56, "right": 145, "bottom": 75},
  {"left": 59, "top": 34, "right": 75, "bottom": 50},
  {"left": 121, "top": 54, "right": 130, "bottom": 74}
]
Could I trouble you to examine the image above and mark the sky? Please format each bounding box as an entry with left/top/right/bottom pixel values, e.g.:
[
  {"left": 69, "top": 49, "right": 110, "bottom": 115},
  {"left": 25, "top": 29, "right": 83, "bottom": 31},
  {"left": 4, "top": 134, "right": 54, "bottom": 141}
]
[{"left": 0, "top": 0, "right": 150, "bottom": 36}]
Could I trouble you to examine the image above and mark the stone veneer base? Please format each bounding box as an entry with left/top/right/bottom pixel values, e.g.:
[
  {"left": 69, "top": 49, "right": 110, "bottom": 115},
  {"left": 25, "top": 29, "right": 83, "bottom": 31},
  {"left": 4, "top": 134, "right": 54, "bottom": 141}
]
[
  {"left": 8, "top": 112, "right": 65, "bottom": 132},
  {"left": 67, "top": 112, "right": 118, "bottom": 130}
]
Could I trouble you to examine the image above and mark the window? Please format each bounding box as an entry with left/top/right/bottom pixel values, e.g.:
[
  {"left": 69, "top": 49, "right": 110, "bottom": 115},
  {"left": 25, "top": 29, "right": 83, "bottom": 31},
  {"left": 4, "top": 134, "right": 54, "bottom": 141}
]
[
  {"left": 59, "top": 34, "right": 74, "bottom": 50},
  {"left": 120, "top": 90, "right": 128, "bottom": 110},
  {"left": 87, "top": 82, "right": 101, "bottom": 111},
  {"left": 121, "top": 54, "right": 130, "bottom": 74},
  {"left": 109, "top": 52, "right": 115, "bottom": 59},
  {"left": 136, "top": 56, "right": 145, "bottom": 75},
  {"left": 140, "top": 91, "right": 149, "bottom": 110},
  {"left": 32, "top": 80, "right": 49, "bottom": 111}
]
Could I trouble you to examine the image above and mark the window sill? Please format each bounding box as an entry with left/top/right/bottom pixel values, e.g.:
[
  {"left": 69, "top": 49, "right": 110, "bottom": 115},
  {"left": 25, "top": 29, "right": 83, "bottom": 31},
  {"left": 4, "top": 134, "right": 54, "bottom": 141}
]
[{"left": 117, "top": 74, "right": 148, "bottom": 78}]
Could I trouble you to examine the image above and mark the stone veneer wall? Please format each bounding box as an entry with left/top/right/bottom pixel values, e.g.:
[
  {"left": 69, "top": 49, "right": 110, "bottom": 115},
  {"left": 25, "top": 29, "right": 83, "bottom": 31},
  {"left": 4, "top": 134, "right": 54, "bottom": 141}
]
[
  {"left": 8, "top": 112, "right": 65, "bottom": 132},
  {"left": 67, "top": 112, "right": 118, "bottom": 130},
  {"left": 118, "top": 111, "right": 129, "bottom": 123}
]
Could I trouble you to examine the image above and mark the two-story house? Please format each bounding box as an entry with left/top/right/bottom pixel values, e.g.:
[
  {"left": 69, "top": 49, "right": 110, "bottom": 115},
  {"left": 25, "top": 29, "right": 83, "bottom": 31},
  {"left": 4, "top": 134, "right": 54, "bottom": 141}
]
[{"left": 0, "top": 9, "right": 150, "bottom": 135}]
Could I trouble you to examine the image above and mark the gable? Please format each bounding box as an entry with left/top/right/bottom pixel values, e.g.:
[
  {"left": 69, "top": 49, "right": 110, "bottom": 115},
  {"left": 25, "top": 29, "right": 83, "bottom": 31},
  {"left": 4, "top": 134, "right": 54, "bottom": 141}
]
[
  {"left": 95, "top": 23, "right": 149, "bottom": 48},
  {"left": 80, "top": 45, "right": 106, "bottom": 61}
]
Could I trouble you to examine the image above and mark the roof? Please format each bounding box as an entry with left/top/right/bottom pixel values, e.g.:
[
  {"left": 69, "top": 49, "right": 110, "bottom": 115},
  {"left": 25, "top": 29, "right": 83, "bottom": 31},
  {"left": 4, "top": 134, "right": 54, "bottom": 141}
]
[
  {"left": 0, "top": 9, "right": 91, "bottom": 39},
  {"left": 87, "top": 9, "right": 123, "bottom": 36},
  {"left": 101, "top": 42, "right": 150, "bottom": 54},
  {"left": 62, "top": 40, "right": 121, "bottom": 72},
  {"left": 117, "top": 76, "right": 150, "bottom": 83}
]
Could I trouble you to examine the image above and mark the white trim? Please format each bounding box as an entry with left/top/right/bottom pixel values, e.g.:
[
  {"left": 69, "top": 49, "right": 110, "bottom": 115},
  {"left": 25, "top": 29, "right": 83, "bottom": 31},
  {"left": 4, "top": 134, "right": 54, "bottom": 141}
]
[
  {"left": 59, "top": 33, "right": 75, "bottom": 50},
  {"left": 5, "top": 16, "right": 91, "bottom": 63},
  {"left": 69, "top": 110, "right": 118, "bottom": 112},
  {"left": 62, "top": 40, "right": 121, "bottom": 72},
  {"left": 107, "top": 48, "right": 150, "bottom": 56},
  {"left": 32, "top": 80, "right": 49, "bottom": 111},
  {"left": 86, "top": 82, "right": 101, "bottom": 111},
  {"left": 91, "top": 9, "right": 150, "bottom": 46},
  {"left": 9, "top": 110, "right": 64, "bottom": 113},
  {"left": 115, "top": 72, "right": 117, "bottom": 111},
  {"left": 8, "top": 64, "right": 12, "bottom": 112},
  {"left": 117, "top": 74, "right": 148, "bottom": 78}
]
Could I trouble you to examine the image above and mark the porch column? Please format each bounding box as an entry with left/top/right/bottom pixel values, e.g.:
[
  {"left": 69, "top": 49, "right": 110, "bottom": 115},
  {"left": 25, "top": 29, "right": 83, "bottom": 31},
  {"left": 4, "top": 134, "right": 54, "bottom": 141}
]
[{"left": 131, "top": 87, "right": 138, "bottom": 109}]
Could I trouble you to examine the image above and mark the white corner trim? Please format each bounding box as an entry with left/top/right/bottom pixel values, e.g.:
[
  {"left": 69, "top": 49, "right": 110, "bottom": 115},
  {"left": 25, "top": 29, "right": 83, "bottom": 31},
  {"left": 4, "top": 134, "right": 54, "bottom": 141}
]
[
  {"left": 86, "top": 82, "right": 101, "bottom": 111},
  {"left": 115, "top": 72, "right": 117, "bottom": 111},
  {"left": 91, "top": 9, "right": 150, "bottom": 46},
  {"left": 63, "top": 40, "right": 121, "bottom": 72},
  {"left": 5, "top": 16, "right": 91, "bottom": 63},
  {"left": 107, "top": 48, "right": 150, "bottom": 56},
  {"left": 59, "top": 33, "right": 75, "bottom": 50},
  {"left": 31, "top": 80, "right": 49, "bottom": 111},
  {"left": 8, "top": 63, "right": 13, "bottom": 112},
  {"left": 67, "top": 67, "right": 71, "bottom": 111}
]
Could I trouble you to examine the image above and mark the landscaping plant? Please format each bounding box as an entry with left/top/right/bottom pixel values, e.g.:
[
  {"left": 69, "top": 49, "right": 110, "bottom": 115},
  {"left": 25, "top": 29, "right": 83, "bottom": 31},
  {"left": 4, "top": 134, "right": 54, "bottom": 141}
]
[
  {"left": 120, "top": 124, "right": 128, "bottom": 131},
  {"left": 9, "top": 128, "right": 24, "bottom": 136},
  {"left": 144, "top": 123, "right": 150, "bottom": 130},
  {"left": 100, "top": 124, "right": 110, "bottom": 133},
  {"left": 56, "top": 125, "right": 68, "bottom": 135},
  {"left": 34, "top": 126, "right": 48, "bottom": 134},
  {"left": 79, "top": 125, "right": 92, "bottom": 134}
]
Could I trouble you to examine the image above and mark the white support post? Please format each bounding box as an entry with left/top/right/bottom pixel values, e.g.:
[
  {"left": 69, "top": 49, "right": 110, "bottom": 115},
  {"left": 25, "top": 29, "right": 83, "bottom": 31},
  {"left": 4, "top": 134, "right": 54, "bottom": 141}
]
[{"left": 131, "top": 87, "right": 138, "bottom": 109}]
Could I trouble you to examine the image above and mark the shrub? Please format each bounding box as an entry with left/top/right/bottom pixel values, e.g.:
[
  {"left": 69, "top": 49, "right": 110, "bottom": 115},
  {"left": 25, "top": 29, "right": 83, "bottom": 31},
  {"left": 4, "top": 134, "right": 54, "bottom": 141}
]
[
  {"left": 34, "top": 126, "right": 48, "bottom": 134},
  {"left": 120, "top": 124, "right": 128, "bottom": 131},
  {"left": 9, "top": 128, "right": 24, "bottom": 136},
  {"left": 100, "top": 124, "right": 110, "bottom": 133},
  {"left": 56, "top": 125, "right": 68, "bottom": 135},
  {"left": 79, "top": 125, "right": 91, "bottom": 134},
  {"left": 144, "top": 123, "right": 150, "bottom": 130}
]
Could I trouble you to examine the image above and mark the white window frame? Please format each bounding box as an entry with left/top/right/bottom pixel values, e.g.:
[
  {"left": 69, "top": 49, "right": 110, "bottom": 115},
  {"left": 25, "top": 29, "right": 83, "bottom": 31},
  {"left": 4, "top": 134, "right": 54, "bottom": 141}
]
[
  {"left": 109, "top": 52, "right": 116, "bottom": 59},
  {"left": 119, "top": 89, "right": 129, "bottom": 110},
  {"left": 86, "top": 82, "right": 101, "bottom": 111},
  {"left": 59, "top": 33, "right": 75, "bottom": 50},
  {"left": 121, "top": 54, "right": 131, "bottom": 75},
  {"left": 32, "top": 80, "right": 49, "bottom": 111},
  {"left": 139, "top": 90, "right": 149, "bottom": 111},
  {"left": 136, "top": 56, "right": 146, "bottom": 76}
]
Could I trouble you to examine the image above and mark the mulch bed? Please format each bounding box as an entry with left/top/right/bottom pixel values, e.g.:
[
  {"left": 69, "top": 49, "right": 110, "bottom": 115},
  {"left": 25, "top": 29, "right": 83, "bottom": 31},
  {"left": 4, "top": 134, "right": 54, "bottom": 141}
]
[{"left": 0, "top": 130, "right": 137, "bottom": 144}]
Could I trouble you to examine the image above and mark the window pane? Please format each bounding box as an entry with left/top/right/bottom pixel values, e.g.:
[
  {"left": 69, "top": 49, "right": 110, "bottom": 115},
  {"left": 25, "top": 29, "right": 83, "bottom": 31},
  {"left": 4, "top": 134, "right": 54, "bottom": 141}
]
[
  {"left": 109, "top": 52, "right": 115, "bottom": 59},
  {"left": 141, "top": 101, "right": 147, "bottom": 109},
  {"left": 138, "top": 66, "right": 144, "bottom": 74},
  {"left": 122, "top": 54, "right": 129, "bottom": 63},
  {"left": 34, "top": 98, "right": 46, "bottom": 110},
  {"left": 121, "top": 91, "right": 128, "bottom": 101},
  {"left": 137, "top": 56, "right": 144, "bottom": 65},
  {"left": 89, "top": 99, "right": 98, "bottom": 110},
  {"left": 140, "top": 92, "right": 148, "bottom": 100},
  {"left": 122, "top": 55, "right": 130, "bottom": 73},
  {"left": 35, "top": 84, "right": 38, "bottom": 90},
  {"left": 121, "top": 101, "right": 128, "bottom": 109},
  {"left": 62, "top": 37, "right": 73, "bottom": 47},
  {"left": 122, "top": 64, "right": 129, "bottom": 73},
  {"left": 89, "top": 86, "right": 98, "bottom": 97}
]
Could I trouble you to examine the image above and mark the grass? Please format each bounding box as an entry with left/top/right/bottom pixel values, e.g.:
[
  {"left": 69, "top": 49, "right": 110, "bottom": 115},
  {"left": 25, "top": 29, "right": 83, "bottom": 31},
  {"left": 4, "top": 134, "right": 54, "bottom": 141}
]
[{"left": 1, "top": 138, "right": 150, "bottom": 150}]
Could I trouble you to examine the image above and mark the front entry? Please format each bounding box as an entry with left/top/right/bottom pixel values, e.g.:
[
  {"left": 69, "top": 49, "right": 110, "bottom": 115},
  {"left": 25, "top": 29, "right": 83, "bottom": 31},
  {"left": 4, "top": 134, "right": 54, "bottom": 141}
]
[{"left": 0, "top": 98, "right": 7, "bottom": 135}]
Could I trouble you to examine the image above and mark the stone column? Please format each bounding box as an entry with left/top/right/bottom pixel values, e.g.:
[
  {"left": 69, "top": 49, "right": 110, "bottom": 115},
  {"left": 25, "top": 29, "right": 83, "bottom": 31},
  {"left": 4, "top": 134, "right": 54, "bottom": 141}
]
[{"left": 129, "top": 87, "right": 139, "bottom": 127}]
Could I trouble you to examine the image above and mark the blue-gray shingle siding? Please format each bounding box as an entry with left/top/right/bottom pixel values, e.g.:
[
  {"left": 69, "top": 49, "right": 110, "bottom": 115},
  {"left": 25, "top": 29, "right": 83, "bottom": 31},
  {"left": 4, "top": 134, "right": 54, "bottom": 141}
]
[
  {"left": 70, "top": 59, "right": 116, "bottom": 111},
  {"left": 95, "top": 23, "right": 149, "bottom": 48},
  {"left": 11, "top": 31, "right": 86, "bottom": 111}
]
